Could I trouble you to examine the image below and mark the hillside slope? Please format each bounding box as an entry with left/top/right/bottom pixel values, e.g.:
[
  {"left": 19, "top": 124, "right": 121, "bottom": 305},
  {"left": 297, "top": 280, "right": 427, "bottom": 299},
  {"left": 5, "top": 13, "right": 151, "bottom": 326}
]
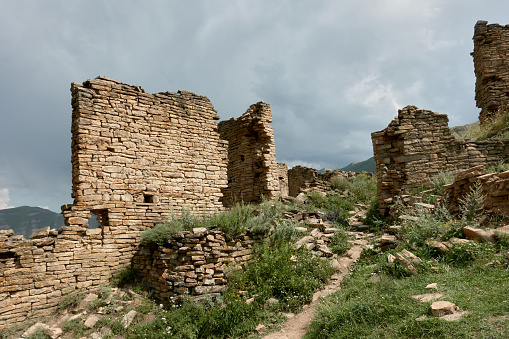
[
  {"left": 0, "top": 206, "right": 65, "bottom": 238},
  {"left": 341, "top": 156, "right": 375, "bottom": 173}
]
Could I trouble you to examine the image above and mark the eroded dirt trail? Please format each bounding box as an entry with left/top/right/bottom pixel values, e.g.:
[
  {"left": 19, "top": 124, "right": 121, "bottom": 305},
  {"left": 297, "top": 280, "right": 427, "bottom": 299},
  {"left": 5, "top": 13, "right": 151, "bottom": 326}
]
[{"left": 263, "top": 241, "right": 367, "bottom": 339}]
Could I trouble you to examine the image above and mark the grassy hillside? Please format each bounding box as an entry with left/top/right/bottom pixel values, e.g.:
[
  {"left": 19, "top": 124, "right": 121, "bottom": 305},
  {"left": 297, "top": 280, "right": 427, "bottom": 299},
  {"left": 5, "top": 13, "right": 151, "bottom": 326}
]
[
  {"left": 0, "top": 206, "right": 65, "bottom": 238},
  {"left": 450, "top": 121, "right": 480, "bottom": 140},
  {"left": 341, "top": 156, "right": 375, "bottom": 173}
]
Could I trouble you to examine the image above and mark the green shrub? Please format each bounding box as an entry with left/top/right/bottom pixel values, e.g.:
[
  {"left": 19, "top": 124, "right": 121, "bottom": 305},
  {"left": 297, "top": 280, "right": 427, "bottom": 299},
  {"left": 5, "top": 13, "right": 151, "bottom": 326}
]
[
  {"left": 229, "top": 243, "right": 334, "bottom": 313},
  {"left": 330, "top": 175, "right": 350, "bottom": 191},
  {"left": 110, "top": 266, "right": 138, "bottom": 287},
  {"left": 459, "top": 181, "right": 486, "bottom": 222},
  {"left": 58, "top": 287, "right": 85, "bottom": 311},
  {"left": 26, "top": 328, "right": 50, "bottom": 339},
  {"left": 475, "top": 109, "right": 509, "bottom": 141},
  {"left": 428, "top": 170, "right": 456, "bottom": 195},
  {"left": 363, "top": 198, "right": 389, "bottom": 233},
  {"left": 268, "top": 221, "right": 300, "bottom": 245},
  {"left": 328, "top": 229, "right": 351, "bottom": 255},
  {"left": 487, "top": 160, "right": 509, "bottom": 173}
]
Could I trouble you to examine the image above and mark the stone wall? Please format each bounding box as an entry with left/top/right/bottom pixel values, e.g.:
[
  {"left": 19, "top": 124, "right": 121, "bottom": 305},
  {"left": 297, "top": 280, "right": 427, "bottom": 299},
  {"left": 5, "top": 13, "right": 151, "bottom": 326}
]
[
  {"left": 473, "top": 21, "right": 509, "bottom": 124},
  {"left": 0, "top": 76, "right": 230, "bottom": 329},
  {"left": 218, "top": 102, "right": 283, "bottom": 206},
  {"left": 443, "top": 165, "right": 509, "bottom": 217},
  {"left": 277, "top": 163, "right": 289, "bottom": 197},
  {"left": 133, "top": 228, "right": 263, "bottom": 301},
  {"left": 287, "top": 166, "right": 360, "bottom": 197},
  {"left": 372, "top": 105, "right": 509, "bottom": 214}
]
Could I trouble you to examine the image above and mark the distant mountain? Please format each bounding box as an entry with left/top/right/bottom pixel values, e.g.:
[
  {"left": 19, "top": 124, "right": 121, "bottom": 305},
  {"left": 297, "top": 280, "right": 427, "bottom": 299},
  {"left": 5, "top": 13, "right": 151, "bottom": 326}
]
[
  {"left": 450, "top": 121, "right": 480, "bottom": 140},
  {"left": 341, "top": 156, "right": 376, "bottom": 174},
  {"left": 0, "top": 206, "right": 65, "bottom": 238}
]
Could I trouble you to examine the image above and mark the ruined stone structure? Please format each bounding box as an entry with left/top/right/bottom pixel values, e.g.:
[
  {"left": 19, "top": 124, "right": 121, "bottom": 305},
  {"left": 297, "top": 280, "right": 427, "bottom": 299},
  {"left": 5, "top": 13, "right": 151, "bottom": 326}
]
[
  {"left": 473, "top": 21, "right": 509, "bottom": 124},
  {"left": 287, "top": 166, "right": 360, "bottom": 197},
  {"left": 372, "top": 105, "right": 509, "bottom": 214},
  {"left": 0, "top": 76, "right": 286, "bottom": 329},
  {"left": 133, "top": 228, "right": 263, "bottom": 301},
  {"left": 443, "top": 165, "right": 509, "bottom": 218},
  {"left": 218, "top": 102, "right": 286, "bottom": 206}
]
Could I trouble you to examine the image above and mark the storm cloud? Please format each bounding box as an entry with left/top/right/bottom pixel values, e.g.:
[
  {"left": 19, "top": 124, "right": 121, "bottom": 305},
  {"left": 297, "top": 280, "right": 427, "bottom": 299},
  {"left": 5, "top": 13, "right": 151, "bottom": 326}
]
[{"left": 1, "top": 0, "right": 509, "bottom": 212}]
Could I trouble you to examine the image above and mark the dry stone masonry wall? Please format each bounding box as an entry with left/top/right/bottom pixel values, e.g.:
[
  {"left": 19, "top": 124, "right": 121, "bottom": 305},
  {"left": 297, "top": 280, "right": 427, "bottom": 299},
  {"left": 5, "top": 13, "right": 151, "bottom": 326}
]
[
  {"left": 473, "top": 21, "right": 509, "bottom": 124},
  {"left": 372, "top": 105, "right": 509, "bottom": 215},
  {"left": 0, "top": 76, "right": 288, "bottom": 329},
  {"left": 287, "top": 166, "right": 360, "bottom": 197},
  {"left": 133, "top": 228, "right": 262, "bottom": 301},
  {"left": 443, "top": 165, "right": 509, "bottom": 217},
  {"left": 218, "top": 102, "right": 285, "bottom": 206}
]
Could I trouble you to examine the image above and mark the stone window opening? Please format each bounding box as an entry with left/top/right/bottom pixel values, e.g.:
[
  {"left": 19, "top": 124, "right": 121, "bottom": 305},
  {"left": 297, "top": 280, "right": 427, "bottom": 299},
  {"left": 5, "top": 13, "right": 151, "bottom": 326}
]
[
  {"left": 90, "top": 209, "right": 109, "bottom": 229},
  {"left": 144, "top": 194, "right": 155, "bottom": 204},
  {"left": 240, "top": 155, "right": 245, "bottom": 162}
]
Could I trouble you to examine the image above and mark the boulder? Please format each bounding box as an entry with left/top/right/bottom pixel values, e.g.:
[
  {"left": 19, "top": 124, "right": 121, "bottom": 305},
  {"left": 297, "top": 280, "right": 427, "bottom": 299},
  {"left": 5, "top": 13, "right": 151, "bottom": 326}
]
[
  {"left": 430, "top": 301, "right": 458, "bottom": 317},
  {"left": 463, "top": 226, "right": 496, "bottom": 243}
]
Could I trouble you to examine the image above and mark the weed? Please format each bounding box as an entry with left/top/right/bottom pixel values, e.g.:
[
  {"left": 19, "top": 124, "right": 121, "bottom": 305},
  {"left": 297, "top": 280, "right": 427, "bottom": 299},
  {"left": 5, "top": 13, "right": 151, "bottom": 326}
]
[
  {"left": 62, "top": 318, "right": 88, "bottom": 337},
  {"left": 328, "top": 229, "right": 350, "bottom": 255},
  {"left": 459, "top": 181, "right": 486, "bottom": 222},
  {"left": 474, "top": 108, "right": 509, "bottom": 141},
  {"left": 110, "top": 266, "right": 138, "bottom": 287},
  {"left": 57, "top": 287, "right": 85, "bottom": 311},
  {"left": 487, "top": 160, "right": 509, "bottom": 173},
  {"left": 26, "top": 328, "right": 50, "bottom": 339},
  {"left": 428, "top": 170, "right": 456, "bottom": 195}
]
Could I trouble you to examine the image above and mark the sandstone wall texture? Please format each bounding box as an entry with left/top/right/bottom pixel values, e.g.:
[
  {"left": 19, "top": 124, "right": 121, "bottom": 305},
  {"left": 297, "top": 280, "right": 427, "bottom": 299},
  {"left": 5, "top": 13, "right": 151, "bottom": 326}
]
[
  {"left": 133, "top": 228, "right": 263, "bottom": 301},
  {"left": 473, "top": 21, "right": 509, "bottom": 124},
  {"left": 372, "top": 105, "right": 509, "bottom": 214},
  {"left": 443, "top": 165, "right": 509, "bottom": 217},
  {"left": 218, "top": 102, "right": 284, "bottom": 206}
]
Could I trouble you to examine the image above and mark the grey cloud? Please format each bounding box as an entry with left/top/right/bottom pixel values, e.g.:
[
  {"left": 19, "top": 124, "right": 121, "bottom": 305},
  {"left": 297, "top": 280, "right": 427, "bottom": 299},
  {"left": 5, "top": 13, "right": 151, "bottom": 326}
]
[{"left": 1, "top": 0, "right": 509, "bottom": 211}]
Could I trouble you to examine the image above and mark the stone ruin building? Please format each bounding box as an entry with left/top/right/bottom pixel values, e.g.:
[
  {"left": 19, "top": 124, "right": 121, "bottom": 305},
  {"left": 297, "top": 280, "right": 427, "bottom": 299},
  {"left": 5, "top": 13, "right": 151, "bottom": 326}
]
[
  {"left": 0, "top": 74, "right": 352, "bottom": 329},
  {"left": 473, "top": 21, "right": 509, "bottom": 124},
  {"left": 372, "top": 20, "right": 509, "bottom": 215},
  {"left": 0, "top": 76, "right": 292, "bottom": 329},
  {"left": 218, "top": 102, "right": 285, "bottom": 206}
]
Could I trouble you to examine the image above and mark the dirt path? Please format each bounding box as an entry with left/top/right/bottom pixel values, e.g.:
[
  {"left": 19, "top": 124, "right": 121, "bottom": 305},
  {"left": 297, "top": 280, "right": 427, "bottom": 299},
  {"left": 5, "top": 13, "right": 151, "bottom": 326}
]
[{"left": 263, "top": 241, "right": 367, "bottom": 339}]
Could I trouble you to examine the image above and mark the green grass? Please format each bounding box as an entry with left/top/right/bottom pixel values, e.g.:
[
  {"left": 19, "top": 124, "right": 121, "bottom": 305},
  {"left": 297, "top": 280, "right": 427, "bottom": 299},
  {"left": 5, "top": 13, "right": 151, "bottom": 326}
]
[
  {"left": 141, "top": 199, "right": 285, "bottom": 245},
  {"left": 475, "top": 109, "right": 509, "bottom": 141},
  {"left": 305, "top": 241, "right": 509, "bottom": 339}
]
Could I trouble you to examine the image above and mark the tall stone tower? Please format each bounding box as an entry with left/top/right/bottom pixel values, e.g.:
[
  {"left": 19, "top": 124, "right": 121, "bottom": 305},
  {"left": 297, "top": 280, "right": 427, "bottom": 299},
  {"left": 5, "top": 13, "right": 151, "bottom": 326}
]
[{"left": 472, "top": 20, "right": 509, "bottom": 124}]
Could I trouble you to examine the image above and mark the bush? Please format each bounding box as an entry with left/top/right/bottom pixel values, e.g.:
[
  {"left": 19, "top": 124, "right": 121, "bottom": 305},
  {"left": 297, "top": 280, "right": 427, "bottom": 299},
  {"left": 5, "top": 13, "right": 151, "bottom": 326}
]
[
  {"left": 328, "top": 229, "right": 351, "bottom": 255},
  {"left": 474, "top": 109, "right": 509, "bottom": 141},
  {"left": 459, "top": 181, "right": 486, "bottom": 222},
  {"left": 229, "top": 243, "right": 334, "bottom": 313},
  {"left": 110, "top": 266, "right": 138, "bottom": 287},
  {"left": 429, "top": 170, "right": 456, "bottom": 195},
  {"left": 58, "top": 287, "right": 85, "bottom": 311},
  {"left": 487, "top": 160, "right": 509, "bottom": 173}
]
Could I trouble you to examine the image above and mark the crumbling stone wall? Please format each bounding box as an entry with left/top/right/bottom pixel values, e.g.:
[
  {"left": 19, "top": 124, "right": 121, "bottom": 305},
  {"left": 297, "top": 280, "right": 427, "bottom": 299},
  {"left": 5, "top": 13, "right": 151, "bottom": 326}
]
[
  {"left": 443, "top": 165, "right": 509, "bottom": 217},
  {"left": 0, "top": 76, "right": 230, "bottom": 329},
  {"left": 218, "top": 102, "right": 283, "bottom": 206},
  {"left": 133, "top": 228, "right": 263, "bottom": 301},
  {"left": 372, "top": 105, "right": 509, "bottom": 214},
  {"left": 287, "top": 166, "right": 360, "bottom": 197},
  {"left": 277, "top": 163, "right": 289, "bottom": 197},
  {"left": 473, "top": 21, "right": 509, "bottom": 124}
]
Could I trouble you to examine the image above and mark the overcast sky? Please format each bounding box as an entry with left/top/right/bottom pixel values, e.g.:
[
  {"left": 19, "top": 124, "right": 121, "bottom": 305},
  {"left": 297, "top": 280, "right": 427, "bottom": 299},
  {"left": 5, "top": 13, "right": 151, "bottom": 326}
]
[{"left": 1, "top": 0, "right": 508, "bottom": 212}]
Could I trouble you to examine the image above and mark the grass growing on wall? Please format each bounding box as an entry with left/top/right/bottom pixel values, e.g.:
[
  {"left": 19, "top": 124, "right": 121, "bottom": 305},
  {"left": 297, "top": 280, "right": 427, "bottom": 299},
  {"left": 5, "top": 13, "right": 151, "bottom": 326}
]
[{"left": 140, "top": 198, "right": 285, "bottom": 245}]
